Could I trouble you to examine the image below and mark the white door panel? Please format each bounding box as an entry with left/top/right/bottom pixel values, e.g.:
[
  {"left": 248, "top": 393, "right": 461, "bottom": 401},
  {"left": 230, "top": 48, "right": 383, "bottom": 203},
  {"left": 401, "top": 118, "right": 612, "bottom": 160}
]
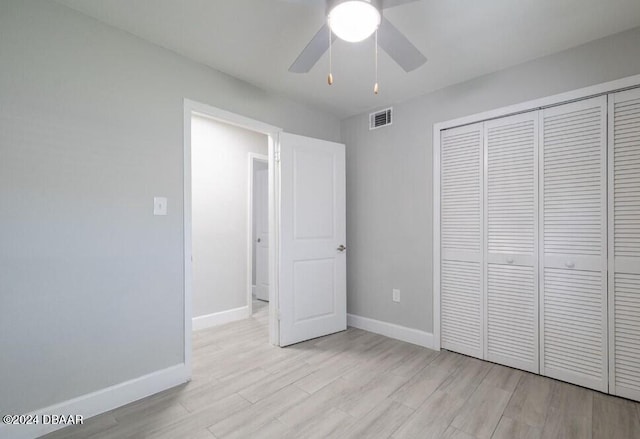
[
  {"left": 279, "top": 133, "right": 346, "bottom": 347},
  {"left": 440, "top": 123, "right": 484, "bottom": 358},
  {"left": 484, "top": 112, "right": 539, "bottom": 373},
  {"left": 255, "top": 168, "right": 269, "bottom": 301},
  {"left": 543, "top": 254, "right": 602, "bottom": 271},
  {"left": 609, "top": 88, "right": 640, "bottom": 401},
  {"left": 540, "top": 96, "right": 608, "bottom": 392}
]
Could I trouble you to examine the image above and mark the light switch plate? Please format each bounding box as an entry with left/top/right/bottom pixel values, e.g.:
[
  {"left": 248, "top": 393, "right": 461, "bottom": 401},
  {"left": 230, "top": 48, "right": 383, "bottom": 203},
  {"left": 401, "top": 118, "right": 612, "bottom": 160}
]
[
  {"left": 154, "top": 197, "right": 167, "bottom": 216},
  {"left": 392, "top": 289, "right": 400, "bottom": 303}
]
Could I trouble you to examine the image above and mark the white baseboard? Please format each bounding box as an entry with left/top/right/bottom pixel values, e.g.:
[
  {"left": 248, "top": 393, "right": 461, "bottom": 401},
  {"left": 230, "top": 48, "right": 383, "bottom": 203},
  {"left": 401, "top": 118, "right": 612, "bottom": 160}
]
[
  {"left": 347, "top": 314, "right": 435, "bottom": 349},
  {"left": 192, "top": 305, "right": 250, "bottom": 331},
  {"left": 0, "top": 364, "right": 189, "bottom": 439}
]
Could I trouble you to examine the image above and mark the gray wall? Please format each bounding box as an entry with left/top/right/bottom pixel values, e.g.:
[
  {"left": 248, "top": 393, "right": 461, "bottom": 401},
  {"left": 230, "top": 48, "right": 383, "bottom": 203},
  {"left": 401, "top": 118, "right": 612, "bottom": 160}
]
[
  {"left": 342, "top": 27, "right": 640, "bottom": 333},
  {"left": 252, "top": 160, "right": 269, "bottom": 287},
  {"left": 191, "top": 115, "right": 267, "bottom": 317},
  {"left": 0, "top": 0, "right": 340, "bottom": 415}
]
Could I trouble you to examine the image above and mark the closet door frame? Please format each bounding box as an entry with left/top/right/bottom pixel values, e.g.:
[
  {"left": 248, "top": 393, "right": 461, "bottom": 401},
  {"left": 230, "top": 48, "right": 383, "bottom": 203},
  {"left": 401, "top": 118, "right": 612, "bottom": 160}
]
[
  {"left": 434, "top": 72, "right": 640, "bottom": 353},
  {"left": 607, "top": 92, "right": 615, "bottom": 397}
]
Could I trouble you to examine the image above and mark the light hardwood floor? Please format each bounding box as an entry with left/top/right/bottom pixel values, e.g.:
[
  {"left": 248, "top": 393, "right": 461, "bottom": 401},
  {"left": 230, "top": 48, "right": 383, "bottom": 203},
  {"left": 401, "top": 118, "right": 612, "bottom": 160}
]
[{"left": 44, "top": 303, "right": 640, "bottom": 439}]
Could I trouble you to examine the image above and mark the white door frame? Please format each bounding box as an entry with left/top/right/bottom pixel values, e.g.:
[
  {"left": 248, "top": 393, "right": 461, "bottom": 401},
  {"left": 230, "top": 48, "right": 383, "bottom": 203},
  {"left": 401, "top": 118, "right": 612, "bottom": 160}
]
[
  {"left": 248, "top": 153, "right": 269, "bottom": 303},
  {"left": 183, "top": 99, "right": 283, "bottom": 374}
]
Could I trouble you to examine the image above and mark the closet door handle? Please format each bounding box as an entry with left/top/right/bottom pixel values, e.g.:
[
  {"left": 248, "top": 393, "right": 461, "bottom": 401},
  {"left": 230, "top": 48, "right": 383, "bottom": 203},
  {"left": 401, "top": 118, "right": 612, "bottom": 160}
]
[
  {"left": 506, "top": 257, "right": 514, "bottom": 264},
  {"left": 565, "top": 261, "right": 575, "bottom": 268}
]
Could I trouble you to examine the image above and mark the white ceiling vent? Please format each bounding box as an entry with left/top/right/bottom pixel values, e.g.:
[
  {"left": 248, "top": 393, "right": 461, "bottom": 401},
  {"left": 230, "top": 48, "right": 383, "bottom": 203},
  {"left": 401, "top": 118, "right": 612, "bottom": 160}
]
[{"left": 369, "top": 107, "right": 392, "bottom": 130}]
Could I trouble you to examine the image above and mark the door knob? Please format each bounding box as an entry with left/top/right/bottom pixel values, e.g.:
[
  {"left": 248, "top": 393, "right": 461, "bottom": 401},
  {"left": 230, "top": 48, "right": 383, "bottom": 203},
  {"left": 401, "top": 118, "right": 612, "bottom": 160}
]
[
  {"left": 337, "top": 245, "right": 346, "bottom": 252},
  {"left": 565, "top": 261, "right": 575, "bottom": 268},
  {"left": 506, "top": 257, "right": 514, "bottom": 264}
]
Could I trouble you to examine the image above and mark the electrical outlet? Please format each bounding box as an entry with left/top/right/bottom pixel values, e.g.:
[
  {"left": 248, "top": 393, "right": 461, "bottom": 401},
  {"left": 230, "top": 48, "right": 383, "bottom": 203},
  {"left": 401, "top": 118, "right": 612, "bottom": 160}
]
[
  {"left": 392, "top": 289, "right": 400, "bottom": 303},
  {"left": 153, "top": 197, "right": 168, "bottom": 216}
]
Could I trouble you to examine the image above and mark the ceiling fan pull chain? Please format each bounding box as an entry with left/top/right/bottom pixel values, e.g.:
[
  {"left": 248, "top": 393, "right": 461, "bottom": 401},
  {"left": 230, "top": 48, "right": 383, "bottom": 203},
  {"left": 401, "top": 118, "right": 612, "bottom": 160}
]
[
  {"left": 374, "top": 29, "right": 379, "bottom": 94},
  {"left": 328, "top": 23, "right": 334, "bottom": 86}
]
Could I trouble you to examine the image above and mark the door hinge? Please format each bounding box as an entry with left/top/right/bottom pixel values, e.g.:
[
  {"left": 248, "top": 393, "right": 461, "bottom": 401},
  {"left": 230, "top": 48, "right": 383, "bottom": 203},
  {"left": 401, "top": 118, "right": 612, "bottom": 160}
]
[{"left": 275, "top": 147, "right": 281, "bottom": 162}]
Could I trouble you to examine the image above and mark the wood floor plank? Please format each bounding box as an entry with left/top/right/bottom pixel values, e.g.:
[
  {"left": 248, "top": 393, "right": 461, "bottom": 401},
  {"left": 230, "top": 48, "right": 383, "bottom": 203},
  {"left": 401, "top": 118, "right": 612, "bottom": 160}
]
[
  {"left": 294, "top": 348, "right": 359, "bottom": 394},
  {"left": 243, "top": 419, "right": 293, "bottom": 439},
  {"left": 94, "top": 392, "right": 190, "bottom": 439},
  {"left": 387, "top": 346, "right": 440, "bottom": 379},
  {"left": 237, "top": 362, "right": 315, "bottom": 403},
  {"left": 208, "top": 385, "right": 309, "bottom": 439},
  {"left": 338, "top": 372, "right": 411, "bottom": 418},
  {"left": 451, "top": 382, "right": 513, "bottom": 439},
  {"left": 481, "top": 364, "right": 523, "bottom": 393},
  {"left": 503, "top": 373, "right": 554, "bottom": 428},
  {"left": 491, "top": 416, "right": 542, "bottom": 439},
  {"left": 40, "top": 303, "right": 640, "bottom": 439},
  {"left": 356, "top": 339, "right": 422, "bottom": 375},
  {"left": 283, "top": 407, "right": 354, "bottom": 439},
  {"left": 429, "top": 350, "right": 466, "bottom": 369},
  {"left": 390, "top": 359, "right": 454, "bottom": 409},
  {"left": 437, "top": 356, "right": 493, "bottom": 399},
  {"left": 541, "top": 381, "right": 593, "bottom": 439},
  {"left": 278, "top": 377, "right": 357, "bottom": 430},
  {"left": 180, "top": 367, "right": 270, "bottom": 412},
  {"left": 341, "top": 399, "right": 414, "bottom": 439},
  {"left": 142, "top": 394, "right": 250, "bottom": 439},
  {"left": 260, "top": 350, "right": 309, "bottom": 375},
  {"left": 392, "top": 390, "right": 467, "bottom": 439},
  {"left": 442, "top": 425, "right": 478, "bottom": 439},
  {"left": 592, "top": 393, "right": 640, "bottom": 439}
]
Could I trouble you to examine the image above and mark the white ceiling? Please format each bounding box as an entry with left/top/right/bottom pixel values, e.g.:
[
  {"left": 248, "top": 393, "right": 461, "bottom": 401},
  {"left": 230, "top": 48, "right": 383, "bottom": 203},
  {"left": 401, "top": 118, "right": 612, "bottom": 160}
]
[{"left": 55, "top": 0, "right": 640, "bottom": 118}]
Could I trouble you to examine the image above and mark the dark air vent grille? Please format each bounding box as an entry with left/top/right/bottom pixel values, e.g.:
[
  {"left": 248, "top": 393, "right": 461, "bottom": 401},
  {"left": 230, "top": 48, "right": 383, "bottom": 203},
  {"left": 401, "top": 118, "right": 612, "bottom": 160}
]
[{"left": 369, "top": 108, "right": 392, "bottom": 130}]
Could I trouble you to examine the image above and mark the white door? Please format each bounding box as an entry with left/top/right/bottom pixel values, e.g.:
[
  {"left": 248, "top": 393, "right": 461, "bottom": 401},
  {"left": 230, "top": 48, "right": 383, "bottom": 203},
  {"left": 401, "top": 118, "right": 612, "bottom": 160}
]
[
  {"left": 608, "top": 88, "right": 640, "bottom": 401},
  {"left": 484, "top": 112, "right": 539, "bottom": 373},
  {"left": 440, "top": 123, "right": 484, "bottom": 358},
  {"left": 540, "top": 96, "right": 608, "bottom": 392},
  {"left": 278, "top": 132, "right": 346, "bottom": 346},
  {"left": 255, "top": 168, "right": 269, "bottom": 301}
]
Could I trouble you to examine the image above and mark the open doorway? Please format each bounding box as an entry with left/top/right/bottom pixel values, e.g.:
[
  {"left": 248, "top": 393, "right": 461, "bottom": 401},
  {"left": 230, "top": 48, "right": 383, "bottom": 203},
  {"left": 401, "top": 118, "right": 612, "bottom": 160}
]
[
  {"left": 183, "top": 100, "right": 282, "bottom": 371},
  {"left": 183, "top": 99, "right": 347, "bottom": 370},
  {"left": 190, "top": 114, "right": 268, "bottom": 326},
  {"left": 251, "top": 155, "right": 269, "bottom": 313}
]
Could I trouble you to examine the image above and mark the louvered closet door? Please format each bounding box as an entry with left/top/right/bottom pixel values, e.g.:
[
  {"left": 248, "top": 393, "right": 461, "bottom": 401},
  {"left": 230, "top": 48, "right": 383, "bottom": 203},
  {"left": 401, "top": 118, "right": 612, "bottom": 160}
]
[
  {"left": 484, "top": 112, "right": 539, "bottom": 373},
  {"left": 540, "top": 96, "right": 608, "bottom": 392},
  {"left": 609, "top": 88, "right": 640, "bottom": 401},
  {"left": 440, "top": 123, "right": 484, "bottom": 358}
]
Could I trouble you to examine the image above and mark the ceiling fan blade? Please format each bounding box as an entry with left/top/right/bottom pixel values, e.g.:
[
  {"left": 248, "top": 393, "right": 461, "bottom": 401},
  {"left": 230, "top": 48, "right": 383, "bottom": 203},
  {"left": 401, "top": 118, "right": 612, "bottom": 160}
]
[
  {"left": 289, "top": 24, "right": 337, "bottom": 73},
  {"left": 382, "top": 0, "right": 420, "bottom": 9},
  {"left": 377, "top": 17, "right": 427, "bottom": 72}
]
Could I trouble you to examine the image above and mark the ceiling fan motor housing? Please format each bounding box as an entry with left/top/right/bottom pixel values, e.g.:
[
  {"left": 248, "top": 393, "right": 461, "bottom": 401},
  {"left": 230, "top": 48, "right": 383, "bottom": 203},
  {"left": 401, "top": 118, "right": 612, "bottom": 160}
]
[{"left": 326, "top": 0, "right": 383, "bottom": 15}]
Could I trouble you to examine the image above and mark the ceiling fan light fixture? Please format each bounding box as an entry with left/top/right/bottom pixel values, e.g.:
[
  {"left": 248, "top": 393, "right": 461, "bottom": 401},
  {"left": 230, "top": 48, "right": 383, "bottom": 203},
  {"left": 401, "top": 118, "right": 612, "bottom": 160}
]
[{"left": 328, "top": 0, "right": 381, "bottom": 43}]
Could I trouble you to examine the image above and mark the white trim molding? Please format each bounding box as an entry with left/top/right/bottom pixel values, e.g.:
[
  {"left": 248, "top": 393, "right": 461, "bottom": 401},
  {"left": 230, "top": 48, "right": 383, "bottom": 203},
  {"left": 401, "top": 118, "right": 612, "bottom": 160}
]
[
  {"left": 433, "top": 73, "right": 640, "bottom": 133},
  {"left": 192, "top": 306, "right": 251, "bottom": 331},
  {"left": 0, "top": 364, "right": 188, "bottom": 439},
  {"left": 347, "top": 314, "right": 435, "bottom": 349}
]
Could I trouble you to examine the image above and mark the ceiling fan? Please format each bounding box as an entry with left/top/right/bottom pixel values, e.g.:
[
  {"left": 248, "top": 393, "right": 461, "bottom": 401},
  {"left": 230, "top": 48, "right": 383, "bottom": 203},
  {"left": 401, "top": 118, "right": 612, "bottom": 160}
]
[{"left": 288, "top": 0, "right": 427, "bottom": 74}]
